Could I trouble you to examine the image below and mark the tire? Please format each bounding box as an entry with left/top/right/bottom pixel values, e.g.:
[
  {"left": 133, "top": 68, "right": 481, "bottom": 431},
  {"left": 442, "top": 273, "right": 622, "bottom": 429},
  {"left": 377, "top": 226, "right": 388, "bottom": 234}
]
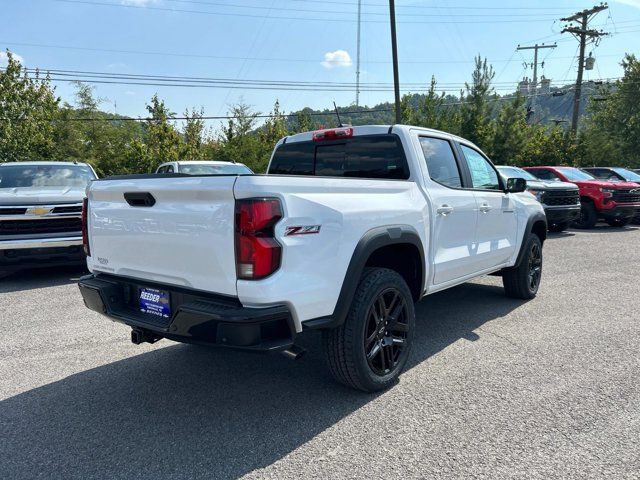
[
  {"left": 573, "top": 202, "right": 597, "bottom": 229},
  {"left": 605, "top": 217, "right": 632, "bottom": 227},
  {"left": 322, "top": 267, "right": 415, "bottom": 392},
  {"left": 502, "top": 234, "right": 543, "bottom": 300},
  {"left": 548, "top": 221, "right": 570, "bottom": 233}
]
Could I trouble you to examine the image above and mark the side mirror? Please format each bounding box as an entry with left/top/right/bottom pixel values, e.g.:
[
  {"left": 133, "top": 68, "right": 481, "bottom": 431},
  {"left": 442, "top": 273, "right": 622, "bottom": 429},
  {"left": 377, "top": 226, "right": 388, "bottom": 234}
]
[{"left": 505, "top": 177, "right": 527, "bottom": 193}]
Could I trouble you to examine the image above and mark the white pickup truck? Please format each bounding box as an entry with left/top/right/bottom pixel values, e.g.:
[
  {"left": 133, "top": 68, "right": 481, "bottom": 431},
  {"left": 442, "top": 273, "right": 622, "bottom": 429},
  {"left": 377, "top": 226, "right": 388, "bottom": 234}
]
[
  {"left": 78, "top": 125, "right": 546, "bottom": 391},
  {"left": 0, "top": 161, "right": 97, "bottom": 276}
]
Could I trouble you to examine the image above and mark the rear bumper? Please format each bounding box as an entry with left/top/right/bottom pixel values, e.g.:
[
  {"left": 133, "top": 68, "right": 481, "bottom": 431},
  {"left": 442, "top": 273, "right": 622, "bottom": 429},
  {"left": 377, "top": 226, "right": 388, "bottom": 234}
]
[
  {"left": 78, "top": 274, "right": 296, "bottom": 352},
  {"left": 543, "top": 205, "right": 581, "bottom": 224}
]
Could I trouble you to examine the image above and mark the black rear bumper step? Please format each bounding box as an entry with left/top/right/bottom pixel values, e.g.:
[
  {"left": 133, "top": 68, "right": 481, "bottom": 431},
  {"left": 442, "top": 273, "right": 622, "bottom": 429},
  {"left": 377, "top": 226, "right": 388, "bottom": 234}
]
[{"left": 78, "top": 274, "right": 296, "bottom": 352}]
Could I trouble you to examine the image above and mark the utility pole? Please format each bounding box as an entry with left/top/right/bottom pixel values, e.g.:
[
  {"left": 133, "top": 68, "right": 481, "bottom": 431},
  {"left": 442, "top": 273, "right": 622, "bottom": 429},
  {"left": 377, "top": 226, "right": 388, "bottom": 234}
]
[
  {"left": 355, "top": 0, "right": 362, "bottom": 107},
  {"left": 389, "top": 0, "right": 401, "bottom": 124},
  {"left": 516, "top": 43, "right": 556, "bottom": 124},
  {"left": 561, "top": 3, "right": 609, "bottom": 134}
]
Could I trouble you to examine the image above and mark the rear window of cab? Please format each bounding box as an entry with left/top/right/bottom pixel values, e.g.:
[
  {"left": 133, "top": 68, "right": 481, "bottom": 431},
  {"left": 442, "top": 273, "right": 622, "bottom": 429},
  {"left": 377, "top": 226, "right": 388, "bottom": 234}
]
[{"left": 268, "top": 134, "right": 410, "bottom": 180}]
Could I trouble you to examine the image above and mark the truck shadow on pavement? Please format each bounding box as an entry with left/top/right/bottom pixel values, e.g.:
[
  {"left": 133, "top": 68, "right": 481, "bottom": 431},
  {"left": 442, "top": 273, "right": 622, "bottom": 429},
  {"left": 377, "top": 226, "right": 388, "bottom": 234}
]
[
  {"left": 0, "top": 266, "right": 86, "bottom": 294},
  {"left": 0, "top": 282, "right": 525, "bottom": 480}
]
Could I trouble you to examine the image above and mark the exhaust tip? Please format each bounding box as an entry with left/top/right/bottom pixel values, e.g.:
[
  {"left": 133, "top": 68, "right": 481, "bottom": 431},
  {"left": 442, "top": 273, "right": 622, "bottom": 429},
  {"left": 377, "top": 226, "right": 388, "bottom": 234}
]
[{"left": 281, "top": 344, "right": 306, "bottom": 360}]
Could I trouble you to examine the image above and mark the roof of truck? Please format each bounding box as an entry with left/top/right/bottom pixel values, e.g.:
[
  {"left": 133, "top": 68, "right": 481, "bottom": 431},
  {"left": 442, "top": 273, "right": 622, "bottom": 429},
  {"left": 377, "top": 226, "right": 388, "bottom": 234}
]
[
  {"left": 0, "top": 161, "right": 91, "bottom": 167},
  {"left": 281, "top": 124, "right": 468, "bottom": 146},
  {"left": 158, "top": 160, "right": 247, "bottom": 166}
]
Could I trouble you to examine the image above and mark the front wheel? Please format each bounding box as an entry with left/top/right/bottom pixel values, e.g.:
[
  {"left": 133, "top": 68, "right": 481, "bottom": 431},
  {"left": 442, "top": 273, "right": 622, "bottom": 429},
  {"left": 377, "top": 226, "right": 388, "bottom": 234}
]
[
  {"left": 573, "top": 202, "right": 597, "bottom": 229},
  {"left": 605, "top": 217, "right": 632, "bottom": 227},
  {"left": 502, "top": 234, "right": 543, "bottom": 300},
  {"left": 323, "top": 268, "right": 415, "bottom": 392}
]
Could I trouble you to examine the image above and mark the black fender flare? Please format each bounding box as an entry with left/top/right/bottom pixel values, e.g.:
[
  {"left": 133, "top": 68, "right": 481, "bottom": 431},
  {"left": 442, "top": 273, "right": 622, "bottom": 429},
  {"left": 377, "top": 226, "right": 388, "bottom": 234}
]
[
  {"left": 512, "top": 212, "right": 547, "bottom": 268},
  {"left": 303, "top": 225, "right": 425, "bottom": 330}
]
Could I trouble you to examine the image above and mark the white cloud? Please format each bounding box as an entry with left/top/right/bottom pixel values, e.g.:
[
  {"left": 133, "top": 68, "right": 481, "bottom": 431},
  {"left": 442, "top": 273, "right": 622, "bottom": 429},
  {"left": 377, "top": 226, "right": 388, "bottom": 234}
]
[
  {"left": 0, "top": 51, "right": 24, "bottom": 67},
  {"left": 321, "top": 50, "right": 352, "bottom": 69}
]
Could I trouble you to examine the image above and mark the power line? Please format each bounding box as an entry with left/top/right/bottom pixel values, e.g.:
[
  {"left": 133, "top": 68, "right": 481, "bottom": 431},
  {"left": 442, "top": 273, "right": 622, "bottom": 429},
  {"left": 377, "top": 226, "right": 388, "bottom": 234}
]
[
  {"left": 290, "top": 0, "right": 570, "bottom": 10},
  {"left": 159, "top": 0, "right": 562, "bottom": 18},
  {"left": 53, "top": 0, "right": 567, "bottom": 24},
  {"left": 0, "top": 107, "right": 395, "bottom": 123},
  {"left": 13, "top": 66, "right": 623, "bottom": 88},
  {"left": 2, "top": 40, "right": 628, "bottom": 65},
  {"left": 1, "top": 82, "right": 620, "bottom": 124}
]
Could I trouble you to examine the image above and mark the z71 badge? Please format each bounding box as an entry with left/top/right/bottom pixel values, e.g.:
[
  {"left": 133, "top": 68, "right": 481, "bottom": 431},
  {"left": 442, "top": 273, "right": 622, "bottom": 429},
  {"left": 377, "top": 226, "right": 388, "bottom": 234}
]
[{"left": 285, "top": 225, "right": 321, "bottom": 236}]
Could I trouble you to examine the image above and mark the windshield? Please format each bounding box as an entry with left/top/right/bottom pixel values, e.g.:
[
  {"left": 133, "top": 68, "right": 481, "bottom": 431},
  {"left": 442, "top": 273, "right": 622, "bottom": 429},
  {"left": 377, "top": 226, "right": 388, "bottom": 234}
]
[
  {"left": 179, "top": 164, "right": 252, "bottom": 175},
  {"left": 612, "top": 168, "right": 640, "bottom": 182},
  {"left": 0, "top": 164, "right": 96, "bottom": 188},
  {"left": 556, "top": 167, "right": 595, "bottom": 181},
  {"left": 496, "top": 166, "right": 538, "bottom": 181}
]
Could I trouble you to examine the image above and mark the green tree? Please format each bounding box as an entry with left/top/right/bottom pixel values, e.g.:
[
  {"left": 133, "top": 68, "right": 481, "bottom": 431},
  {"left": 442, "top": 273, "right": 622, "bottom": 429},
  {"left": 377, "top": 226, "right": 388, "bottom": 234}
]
[
  {"left": 260, "top": 100, "right": 288, "bottom": 147},
  {"left": 0, "top": 50, "right": 60, "bottom": 162},
  {"left": 515, "top": 125, "right": 576, "bottom": 166},
  {"left": 294, "top": 108, "right": 314, "bottom": 133},
  {"left": 489, "top": 93, "right": 528, "bottom": 164},
  {"left": 182, "top": 107, "right": 206, "bottom": 160},
  {"left": 214, "top": 101, "right": 267, "bottom": 171},
  {"left": 581, "top": 54, "right": 640, "bottom": 167},
  {"left": 143, "top": 94, "right": 182, "bottom": 171},
  {"left": 460, "top": 56, "right": 495, "bottom": 149}
]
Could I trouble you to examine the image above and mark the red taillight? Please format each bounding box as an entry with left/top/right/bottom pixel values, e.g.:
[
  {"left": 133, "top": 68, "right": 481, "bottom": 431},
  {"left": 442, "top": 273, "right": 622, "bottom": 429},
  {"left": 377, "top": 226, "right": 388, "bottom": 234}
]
[
  {"left": 81, "top": 197, "right": 90, "bottom": 257},
  {"left": 235, "top": 198, "right": 282, "bottom": 280},
  {"left": 312, "top": 127, "right": 353, "bottom": 142}
]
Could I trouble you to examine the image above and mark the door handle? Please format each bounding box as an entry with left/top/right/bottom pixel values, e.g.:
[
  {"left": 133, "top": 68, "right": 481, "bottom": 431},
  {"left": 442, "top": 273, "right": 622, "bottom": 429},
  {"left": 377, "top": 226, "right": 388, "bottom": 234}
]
[
  {"left": 436, "top": 205, "right": 454, "bottom": 216},
  {"left": 479, "top": 203, "right": 492, "bottom": 213}
]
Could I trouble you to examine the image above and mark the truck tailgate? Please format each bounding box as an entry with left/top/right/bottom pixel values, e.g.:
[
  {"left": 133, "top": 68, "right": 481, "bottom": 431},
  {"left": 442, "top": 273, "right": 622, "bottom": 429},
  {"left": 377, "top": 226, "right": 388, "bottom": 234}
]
[{"left": 86, "top": 175, "right": 238, "bottom": 296}]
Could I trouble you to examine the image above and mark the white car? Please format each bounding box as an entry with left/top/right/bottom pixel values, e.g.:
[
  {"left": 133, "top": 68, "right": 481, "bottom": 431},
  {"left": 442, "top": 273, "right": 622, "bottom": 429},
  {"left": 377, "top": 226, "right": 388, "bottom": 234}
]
[
  {"left": 0, "top": 161, "right": 97, "bottom": 276},
  {"left": 79, "top": 125, "right": 546, "bottom": 391},
  {"left": 155, "top": 161, "right": 252, "bottom": 175}
]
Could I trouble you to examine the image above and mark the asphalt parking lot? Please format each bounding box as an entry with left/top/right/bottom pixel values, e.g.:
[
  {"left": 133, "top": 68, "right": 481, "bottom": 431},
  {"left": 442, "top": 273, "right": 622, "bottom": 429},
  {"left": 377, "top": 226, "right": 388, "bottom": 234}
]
[{"left": 1, "top": 226, "right": 639, "bottom": 480}]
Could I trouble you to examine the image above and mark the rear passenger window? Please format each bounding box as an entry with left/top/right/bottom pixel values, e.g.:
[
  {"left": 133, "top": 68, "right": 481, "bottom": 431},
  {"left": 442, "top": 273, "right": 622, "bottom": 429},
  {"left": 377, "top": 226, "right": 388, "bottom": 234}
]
[
  {"left": 268, "top": 142, "right": 314, "bottom": 175},
  {"left": 419, "top": 137, "right": 462, "bottom": 188},
  {"left": 269, "top": 135, "right": 409, "bottom": 179}
]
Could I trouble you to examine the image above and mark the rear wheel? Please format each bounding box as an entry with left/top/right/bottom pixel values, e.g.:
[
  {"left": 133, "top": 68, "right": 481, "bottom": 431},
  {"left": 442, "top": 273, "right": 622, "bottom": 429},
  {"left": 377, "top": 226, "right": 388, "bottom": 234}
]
[
  {"left": 502, "top": 234, "right": 543, "bottom": 300},
  {"left": 574, "top": 202, "right": 597, "bottom": 229},
  {"left": 605, "top": 217, "right": 632, "bottom": 227},
  {"left": 323, "top": 267, "right": 415, "bottom": 392},
  {"left": 548, "top": 221, "right": 570, "bottom": 233}
]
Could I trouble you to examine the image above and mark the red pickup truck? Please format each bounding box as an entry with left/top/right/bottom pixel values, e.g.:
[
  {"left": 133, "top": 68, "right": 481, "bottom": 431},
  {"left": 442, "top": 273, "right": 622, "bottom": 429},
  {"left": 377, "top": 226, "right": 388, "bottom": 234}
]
[{"left": 524, "top": 166, "right": 640, "bottom": 228}]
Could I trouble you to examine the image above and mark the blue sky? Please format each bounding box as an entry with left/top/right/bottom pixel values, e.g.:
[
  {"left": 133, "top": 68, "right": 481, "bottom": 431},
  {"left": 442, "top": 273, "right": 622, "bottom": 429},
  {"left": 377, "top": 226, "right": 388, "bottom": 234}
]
[{"left": 2, "top": 0, "right": 640, "bottom": 126}]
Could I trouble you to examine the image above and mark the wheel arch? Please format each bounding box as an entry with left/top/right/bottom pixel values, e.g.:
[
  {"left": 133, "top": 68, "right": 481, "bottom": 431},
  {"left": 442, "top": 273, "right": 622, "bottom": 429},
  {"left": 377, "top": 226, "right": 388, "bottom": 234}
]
[
  {"left": 513, "top": 212, "right": 547, "bottom": 268},
  {"left": 303, "top": 225, "right": 425, "bottom": 330}
]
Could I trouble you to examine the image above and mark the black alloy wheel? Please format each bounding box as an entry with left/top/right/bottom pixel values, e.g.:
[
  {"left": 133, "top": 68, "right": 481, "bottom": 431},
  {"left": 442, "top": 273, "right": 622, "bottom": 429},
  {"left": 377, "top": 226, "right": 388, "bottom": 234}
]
[
  {"left": 528, "top": 241, "right": 542, "bottom": 292},
  {"left": 364, "top": 287, "right": 409, "bottom": 376}
]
